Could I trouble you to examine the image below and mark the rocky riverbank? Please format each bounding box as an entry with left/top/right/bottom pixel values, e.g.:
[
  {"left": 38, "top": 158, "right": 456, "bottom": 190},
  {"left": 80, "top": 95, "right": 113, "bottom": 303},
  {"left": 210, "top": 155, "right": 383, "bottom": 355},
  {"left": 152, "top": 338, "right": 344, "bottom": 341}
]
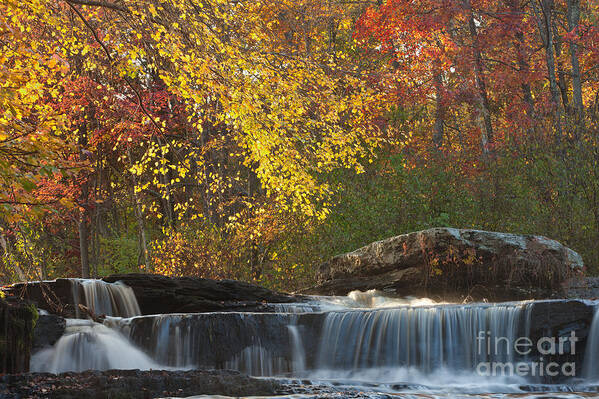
[{"left": 0, "top": 369, "right": 286, "bottom": 399}]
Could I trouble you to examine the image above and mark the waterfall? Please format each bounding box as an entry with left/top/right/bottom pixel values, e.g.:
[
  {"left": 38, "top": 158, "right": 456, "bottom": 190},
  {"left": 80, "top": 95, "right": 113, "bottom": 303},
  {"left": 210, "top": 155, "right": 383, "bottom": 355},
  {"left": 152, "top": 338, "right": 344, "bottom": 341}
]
[
  {"left": 315, "top": 303, "right": 526, "bottom": 373},
  {"left": 224, "top": 346, "right": 287, "bottom": 376},
  {"left": 583, "top": 304, "right": 599, "bottom": 380},
  {"left": 287, "top": 324, "right": 306, "bottom": 373},
  {"left": 128, "top": 312, "right": 294, "bottom": 375},
  {"left": 31, "top": 319, "right": 159, "bottom": 373},
  {"left": 73, "top": 279, "right": 141, "bottom": 318},
  {"left": 31, "top": 286, "right": 541, "bottom": 383}
]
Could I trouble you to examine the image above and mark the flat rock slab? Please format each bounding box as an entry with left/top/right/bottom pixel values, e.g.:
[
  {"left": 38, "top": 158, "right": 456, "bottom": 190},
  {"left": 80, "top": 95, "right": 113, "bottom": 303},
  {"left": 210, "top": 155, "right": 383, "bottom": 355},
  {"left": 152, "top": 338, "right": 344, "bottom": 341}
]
[
  {"left": 2, "top": 274, "right": 304, "bottom": 317},
  {"left": 103, "top": 273, "right": 303, "bottom": 315}
]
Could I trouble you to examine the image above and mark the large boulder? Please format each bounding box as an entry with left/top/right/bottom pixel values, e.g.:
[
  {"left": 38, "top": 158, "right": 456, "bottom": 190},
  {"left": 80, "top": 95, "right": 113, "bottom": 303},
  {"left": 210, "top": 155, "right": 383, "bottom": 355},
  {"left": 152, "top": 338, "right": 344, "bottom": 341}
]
[
  {"left": 309, "top": 228, "right": 584, "bottom": 301},
  {"left": 563, "top": 276, "right": 599, "bottom": 299}
]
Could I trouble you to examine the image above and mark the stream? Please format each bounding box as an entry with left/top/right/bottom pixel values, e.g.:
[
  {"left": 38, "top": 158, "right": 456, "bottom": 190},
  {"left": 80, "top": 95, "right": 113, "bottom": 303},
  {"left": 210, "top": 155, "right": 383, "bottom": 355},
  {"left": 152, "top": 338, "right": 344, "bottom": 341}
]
[{"left": 29, "top": 280, "right": 599, "bottom": 398}]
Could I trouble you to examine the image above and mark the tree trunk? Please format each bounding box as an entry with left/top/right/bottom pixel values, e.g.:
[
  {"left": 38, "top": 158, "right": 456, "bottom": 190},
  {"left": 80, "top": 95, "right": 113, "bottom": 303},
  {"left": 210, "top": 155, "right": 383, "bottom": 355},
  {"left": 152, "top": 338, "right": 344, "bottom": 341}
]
[
  {"left": 432, "top": 60, "right": 445, "bottom": 147},
  {"left": 133, "top": 188, "right": 150, "bottom": 270},
  {"left": 532, "top": 0, "right": 563, "bottom": 139},
  {"left": 466, "top": 2, "right": 494, "bottom": 153},
  {"left": 128, "top": 149, "right": 150, "bottom": 270},
  {"left": 552, "top": 19, "right": 571, "bottom": 113},
  {"left": 513, "top": 30, "right": 536, "bottom": 121},
  {"left": 248, "top": 169, "right": 261, "bottom": 280},
  {"left": 78, "top": 120, "right": 91, "bottom": 279},
  {"left": 507, "top": 0, "right": 536, "bottom": 122},
  {"left": 567, "top": 0, "right": 584, "bottom": 130},
  {"left": 79, "top": 201, "right": 90, "bottom": 279}
]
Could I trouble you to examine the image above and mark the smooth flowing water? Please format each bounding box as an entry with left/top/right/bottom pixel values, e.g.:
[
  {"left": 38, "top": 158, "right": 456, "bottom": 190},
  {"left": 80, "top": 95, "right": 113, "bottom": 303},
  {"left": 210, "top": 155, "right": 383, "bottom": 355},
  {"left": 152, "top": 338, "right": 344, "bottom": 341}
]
[
  {"left": 72, "top": 278, "right": 141, "bottom": 317},
  {"left": 28, "top": 282, "right": 599, "bottom": 397},
  {"left": 30, "top": 318, "right": 160, "bottom": 373}
]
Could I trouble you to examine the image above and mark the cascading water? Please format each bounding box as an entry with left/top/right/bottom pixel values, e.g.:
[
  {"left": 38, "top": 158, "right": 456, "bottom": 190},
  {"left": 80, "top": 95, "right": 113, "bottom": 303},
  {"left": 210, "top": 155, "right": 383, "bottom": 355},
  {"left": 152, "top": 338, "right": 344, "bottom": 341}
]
[
  {"left": 315, "top": 303, "right": 526, "bottom": 373},
  {"left": 29, "top": 283, "right": 597, "bottom": 397},
  {"left": 30, "top": 319, "right": 160, "bottom": 373},
  {"left": 31, "top": 279, "right": 144, "bottom": 373},
  {"left": 125, "top": 312, "right": 295, "bottom": 375},
  {"left": 72, "top": 279, "right": 141, "bottom": 318},
  {"left": 287, "top": 324, "right": 306, "bottom": 373}
]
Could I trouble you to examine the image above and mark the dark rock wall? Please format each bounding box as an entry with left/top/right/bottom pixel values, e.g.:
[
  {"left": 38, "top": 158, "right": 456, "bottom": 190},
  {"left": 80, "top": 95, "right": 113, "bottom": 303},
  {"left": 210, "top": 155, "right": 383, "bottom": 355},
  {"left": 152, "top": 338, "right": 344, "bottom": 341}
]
[
  {"left": 32, "top": 314, "right": 65, "bottom": 352},
  {"left": 0, "top": 296, "right": 38, "bottom": 374}
]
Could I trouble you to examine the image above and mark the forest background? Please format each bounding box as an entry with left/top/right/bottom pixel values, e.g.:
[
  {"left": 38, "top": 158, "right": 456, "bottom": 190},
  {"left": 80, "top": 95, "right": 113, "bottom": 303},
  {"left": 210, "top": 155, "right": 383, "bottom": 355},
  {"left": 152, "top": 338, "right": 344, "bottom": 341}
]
[{"left": 1, "top": 0, "right": 598, "bottom": 290}]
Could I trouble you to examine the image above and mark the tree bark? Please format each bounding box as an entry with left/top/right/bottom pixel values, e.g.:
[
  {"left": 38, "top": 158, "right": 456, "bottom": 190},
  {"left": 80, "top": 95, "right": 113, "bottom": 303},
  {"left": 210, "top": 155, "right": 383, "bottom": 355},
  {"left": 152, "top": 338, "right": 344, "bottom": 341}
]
[
  {"left": 532, "top": 0, "right": 563, "bottom": 139},
  {"left": 506, "top": 0, "right": 535, "bottom": 120},
  {"left": 432, "top": 56, "right": 445, "bottom": 147},
  {"left": 567, "top": 0, "right": 584, "bottom": 129},
  {"left": 78, "top": 122, "right": 91, "bottom": 279},
  {"left": 466, "top": 2, "right": 494, "bottom": 153},
  {"left": 128, "top": 149, "right": 150, "bottom": 270},
  {"left": 248, "top": 169, "right": 260, "bottom": 280},
  {"left": 78, "top": 201, "right": 90, "bottom": 279},
  {"left": 552, "top": 19, "right": 571, "bottom": 113}
]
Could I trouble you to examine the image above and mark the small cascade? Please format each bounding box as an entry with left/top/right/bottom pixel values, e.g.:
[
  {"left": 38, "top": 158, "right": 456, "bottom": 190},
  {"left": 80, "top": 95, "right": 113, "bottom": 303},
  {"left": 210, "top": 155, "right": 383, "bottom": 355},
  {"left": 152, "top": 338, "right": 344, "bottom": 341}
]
[
  {"left": 224, "top": 346, "right": 287, "bottom": 376},
  {"left": 31, "top": 319, "right": 160, "bottom": 373},
  {"left": 146, "top": 314, "right": 197, "bottom": 368},
  {"left": 316, "top": 303, "right": 527, "bottom": 373},
  {"left": 33, "top": 286, "right": 569, "bottom": 391},
  {"left": 583, "top": 304, "right": 599, "bottom": 380},
  {"left": 73, "top": 279, "right": 141, "bottom": 318},
  {"left": 127, "top": 312, "right": 295, "bottom": 375},
  {"left": 287, "top": 324, "right": 306, "bottom": 373}
]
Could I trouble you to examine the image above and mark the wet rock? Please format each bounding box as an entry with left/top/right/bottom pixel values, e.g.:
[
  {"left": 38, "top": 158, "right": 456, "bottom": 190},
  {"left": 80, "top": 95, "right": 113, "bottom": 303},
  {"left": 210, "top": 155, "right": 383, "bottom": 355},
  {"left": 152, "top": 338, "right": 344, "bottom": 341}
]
[
  {"left": 524, "top": 300, "right": 595, "bottom": 383},
  {"left": 308, "top": 228, "right": 584, "bottom": 301},
  {"left": 102, "top": 273, "right": 303, "bottom": 315},
  {"left": 32, "top": 314, "right": 66, "bottom": 351},
  {"left": 0, "top": 369, "right": 286, "bottom": 398}
]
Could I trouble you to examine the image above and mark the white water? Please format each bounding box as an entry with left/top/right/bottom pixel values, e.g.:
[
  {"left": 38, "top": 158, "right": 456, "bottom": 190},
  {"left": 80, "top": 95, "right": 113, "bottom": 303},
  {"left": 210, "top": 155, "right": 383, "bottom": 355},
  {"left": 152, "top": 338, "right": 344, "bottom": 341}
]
[
  {"left": 31, "top": 319, "right": 160, "bottom": 373},
  {"left": 273, "top": 290, "right": 440, "bottom": 313}
]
